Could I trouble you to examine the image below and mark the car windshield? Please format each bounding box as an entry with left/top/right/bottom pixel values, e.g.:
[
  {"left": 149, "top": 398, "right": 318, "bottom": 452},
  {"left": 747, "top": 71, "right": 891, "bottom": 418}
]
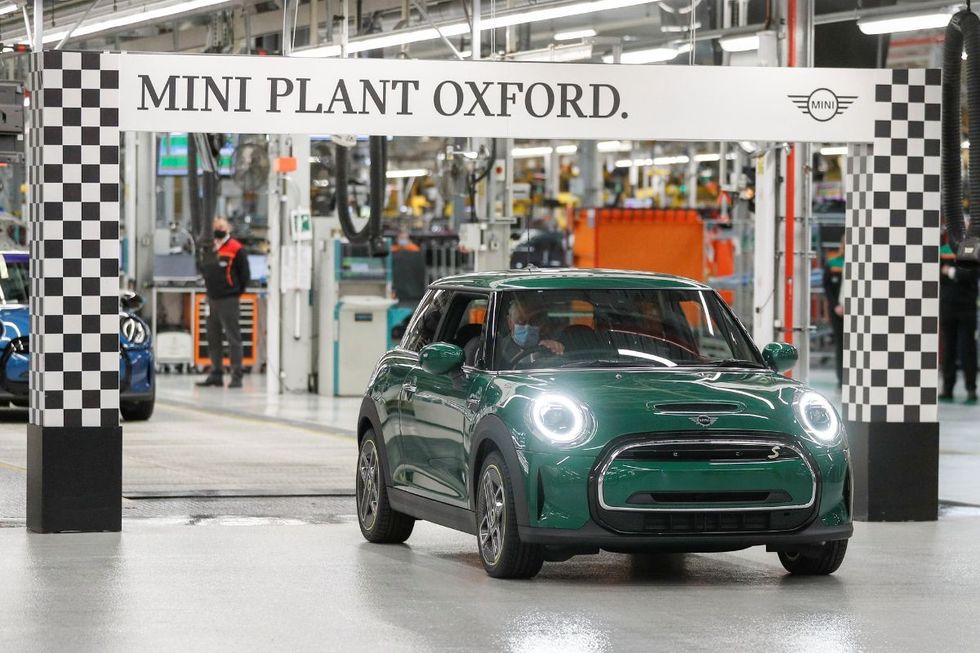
[
  {"left": 0, "top": 257, "right": 29, "bottom": 305},
  {"left": 493, "top": 287, "right": 762, "bottom": 371}
]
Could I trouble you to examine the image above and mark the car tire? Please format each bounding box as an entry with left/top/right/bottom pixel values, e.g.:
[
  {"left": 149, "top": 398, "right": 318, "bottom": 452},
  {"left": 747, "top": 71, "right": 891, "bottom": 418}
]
[
  {"left": 476, "top": 451, "right": 544, "bottom": 579},
  {"left": 120, "top": 398, "right": 155, "bottom": 421},
  {"left": 777, "top": 539, "right": 848, "bottom": 575},
  {"left": 356, "top": 429, "right": 414, "bottom": 544}
]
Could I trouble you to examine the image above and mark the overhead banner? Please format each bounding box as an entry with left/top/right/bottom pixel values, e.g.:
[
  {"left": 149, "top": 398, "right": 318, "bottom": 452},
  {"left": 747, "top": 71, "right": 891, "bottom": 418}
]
[{"left": 116, "top": 52, "right": 889, "bottom": 142}]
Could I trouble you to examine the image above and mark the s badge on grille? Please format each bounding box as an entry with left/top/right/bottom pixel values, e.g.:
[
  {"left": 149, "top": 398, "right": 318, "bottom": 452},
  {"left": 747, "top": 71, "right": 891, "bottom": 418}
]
[{"left": 690, "top": 415, "right": 717, "bottom": 427}]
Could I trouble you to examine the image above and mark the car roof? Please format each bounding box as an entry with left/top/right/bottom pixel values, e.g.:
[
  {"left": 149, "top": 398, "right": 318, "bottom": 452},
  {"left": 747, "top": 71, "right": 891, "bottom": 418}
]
[
  {"left": 1, "top": 250, "right": 28, "bottom": 261},
  {"left": 429, "top": 268, "right": 712, "bottom": 291}
]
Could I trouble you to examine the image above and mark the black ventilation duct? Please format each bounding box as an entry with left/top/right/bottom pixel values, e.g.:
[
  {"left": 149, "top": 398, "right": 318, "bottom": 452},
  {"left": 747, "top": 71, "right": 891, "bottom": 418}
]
[{"left": 942, "top": 10, "right": 980, "bottom": 266}]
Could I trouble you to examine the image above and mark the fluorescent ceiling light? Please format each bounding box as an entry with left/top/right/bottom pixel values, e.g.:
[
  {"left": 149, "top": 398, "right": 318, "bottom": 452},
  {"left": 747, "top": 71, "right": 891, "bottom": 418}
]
[
  {"left": 484, "top": 0, "right": 658, "bottom": 30},
  {"left": 0, "top": 4, "right": 17, "bottom": 17},
  {"left": 294, "top": 23, "right": 469, "bottom": 57},
  {"left": 603, "top": 47, "right": 679, "bottom": 64},
  {"left": 598, "top": 140, "right": 633, "bottom": 153},
  {"left": 554, "top": 28, "right": 597, "bottom": 41},
  {"left": 37, "top": 0, "right": 233, "bottom": 44},
  {"left": 719, "top": 34, "right": 759, "bottom": 52},
  {"left": 615, "top": 158, "right": 654, "bottom": 168},
  {"left": 555, "top": 144, "right": 578, "bottom": 154},
  {"left": 512, "top": 146, "right": 555, "bottom": 158},
  {"left": 819, "top": 146, "right": 848, "bottom": 156},
  {"left": 510, "top": 43, "right": 593, "bottom": 62},
  {"left": 294, "top": 0, "right": 661, "bottom": 57},
  {"left": 857, "top": 11, "right": 953, "bottom": 36},
  {"left": 387, "top": 168, "right": 429, "bottom": 178},
  {"left": 653, "top": 155, "right": 690, "bottom": 165},
  {"left": 694, "top": 153, "right": 720, "bottom": 162}
]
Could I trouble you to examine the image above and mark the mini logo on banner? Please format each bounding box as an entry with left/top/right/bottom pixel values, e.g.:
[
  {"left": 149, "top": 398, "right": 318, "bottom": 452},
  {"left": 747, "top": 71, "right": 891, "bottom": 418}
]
[
  {"left": 690, "top": 415, "right": 717, "bottom": 428},
  {"left": 787, "top": 88, "right": 856, "bottom": 122}
]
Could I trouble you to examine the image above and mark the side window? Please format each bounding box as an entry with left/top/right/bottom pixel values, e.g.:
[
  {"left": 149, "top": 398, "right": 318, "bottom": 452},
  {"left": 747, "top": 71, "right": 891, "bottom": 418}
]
[
  {"left": 438, "top": 293, "right": 490, "bottom": 367},
  {"left": 402, "top": 289, "right": 450, "bottom": 353}
]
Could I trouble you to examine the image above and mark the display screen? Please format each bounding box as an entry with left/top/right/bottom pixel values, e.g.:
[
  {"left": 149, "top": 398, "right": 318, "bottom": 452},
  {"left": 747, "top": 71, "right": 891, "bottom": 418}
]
[
  {"left": 339, "top": 257, "right": 387, "bottom": 281},
  {"left": 157, "top": 133, "right": 235, "bottom": 177},
  {"left": 247, "top": 254, "right": 269, "bottom": 283}
]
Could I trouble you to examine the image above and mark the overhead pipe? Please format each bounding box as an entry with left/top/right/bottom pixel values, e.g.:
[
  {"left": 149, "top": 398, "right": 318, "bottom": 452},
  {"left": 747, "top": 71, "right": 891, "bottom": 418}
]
[
  {"left": 334, "top": 16, "right": 388, "bottom": 254},
  {"left": 942, "top": 9, "right": 980, "bottom": 266}
]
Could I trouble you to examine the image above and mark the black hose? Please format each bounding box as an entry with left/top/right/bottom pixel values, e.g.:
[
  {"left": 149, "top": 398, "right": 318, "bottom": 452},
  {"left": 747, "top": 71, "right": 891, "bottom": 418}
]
[{"left": 942, "top": 10, "right": 980, "bottom": 266}]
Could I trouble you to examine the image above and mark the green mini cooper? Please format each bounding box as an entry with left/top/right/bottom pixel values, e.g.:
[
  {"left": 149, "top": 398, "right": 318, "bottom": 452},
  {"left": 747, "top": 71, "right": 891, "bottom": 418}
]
[{"left": 355, "top": 269, "right": 851, "bottom": 578}]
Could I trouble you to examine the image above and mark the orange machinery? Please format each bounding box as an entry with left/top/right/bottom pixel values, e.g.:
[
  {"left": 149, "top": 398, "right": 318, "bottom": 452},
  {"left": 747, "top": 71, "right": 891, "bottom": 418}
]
[
  {"left": 193, "top": 293, "right": 260, "bottom": 367},
  {"left": 573, "top": 208, "right": 705, "bottom": 280}
]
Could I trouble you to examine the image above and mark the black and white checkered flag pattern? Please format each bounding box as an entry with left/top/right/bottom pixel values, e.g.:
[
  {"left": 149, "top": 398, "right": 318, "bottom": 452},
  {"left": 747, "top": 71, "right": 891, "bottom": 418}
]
[
  {"left": 26, "top": 51, "right": 120, "bottom": 429},
  {"left": 843, "top": 68, "right": 942, "bottom": 423}
]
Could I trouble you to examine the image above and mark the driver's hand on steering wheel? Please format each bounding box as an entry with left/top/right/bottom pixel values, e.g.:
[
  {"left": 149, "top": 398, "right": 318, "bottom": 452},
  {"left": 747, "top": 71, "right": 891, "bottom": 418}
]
[{"left": 539, "top": 339, "right": 564, "bottom": 355}]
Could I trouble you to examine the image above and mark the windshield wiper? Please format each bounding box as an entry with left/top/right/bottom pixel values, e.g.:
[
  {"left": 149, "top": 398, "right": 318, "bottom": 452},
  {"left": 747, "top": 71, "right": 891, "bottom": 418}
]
[
  {"left": 702, "top": 358, "right": 768, "bottom": 369},
  {"left": 558, "top": 358, "right": 668, "bottom": 369}
]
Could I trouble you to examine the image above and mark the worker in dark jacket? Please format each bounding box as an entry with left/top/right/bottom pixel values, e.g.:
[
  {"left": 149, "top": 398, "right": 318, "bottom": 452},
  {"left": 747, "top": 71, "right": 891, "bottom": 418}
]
[
  {"left": 940, "top": 242, "right": 979, "bottom": 403},
  {"left": 197, "top": 216, "right": 250, "bottom": 389},
  {"left": 823, "top": 237, "right": 845, "bottom": 387}
]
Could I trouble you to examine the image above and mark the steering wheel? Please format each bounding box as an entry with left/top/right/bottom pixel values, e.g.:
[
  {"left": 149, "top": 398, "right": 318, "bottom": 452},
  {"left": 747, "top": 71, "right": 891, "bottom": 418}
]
[{"left": 509, "top": 345, "right": 553, "bottom": 368}]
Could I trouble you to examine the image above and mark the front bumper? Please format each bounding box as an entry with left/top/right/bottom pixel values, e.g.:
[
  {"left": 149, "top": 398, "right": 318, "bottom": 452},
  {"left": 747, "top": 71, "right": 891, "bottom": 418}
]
[
  {"left": 519, "top": 431, "right": 851, "bottom": 548},
  {"left": 519, "top": 518, "right": 853, "bottom": 552}
]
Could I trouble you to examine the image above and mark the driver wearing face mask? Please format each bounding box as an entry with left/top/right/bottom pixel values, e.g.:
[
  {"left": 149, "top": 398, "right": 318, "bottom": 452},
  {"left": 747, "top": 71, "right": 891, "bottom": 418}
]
[{"left": 499, "top": 299, "right": 564, "bottom": 367}]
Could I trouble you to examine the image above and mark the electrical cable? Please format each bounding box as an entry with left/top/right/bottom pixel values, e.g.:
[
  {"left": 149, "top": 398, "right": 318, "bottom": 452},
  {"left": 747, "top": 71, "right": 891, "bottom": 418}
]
[{"left": 942, "top": 9, "right": 980, "bottom": 266}]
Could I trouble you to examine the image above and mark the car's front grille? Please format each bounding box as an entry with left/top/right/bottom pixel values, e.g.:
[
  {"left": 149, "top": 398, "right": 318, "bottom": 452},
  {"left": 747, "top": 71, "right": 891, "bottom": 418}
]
[
  {"left": 617, "top": 508, "right": 813, "bottom": 534},
  {"left": 618, "top": 442, "right": 801, "bottom": 463},
  {"left": 589, "top": 432, "right": 819, "bottom": 536}
]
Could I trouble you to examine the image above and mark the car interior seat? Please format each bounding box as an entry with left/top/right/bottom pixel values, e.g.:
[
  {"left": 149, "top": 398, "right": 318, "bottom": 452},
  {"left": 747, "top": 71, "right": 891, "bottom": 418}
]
[{"left": 454, "top": 323, "right": 484, "bottom": 366}]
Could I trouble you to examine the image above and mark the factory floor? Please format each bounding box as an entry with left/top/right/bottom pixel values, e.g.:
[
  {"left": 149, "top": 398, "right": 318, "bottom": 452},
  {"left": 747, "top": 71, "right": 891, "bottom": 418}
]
[{"left": 0, "top": 367, "right": 978, "bottom": 650}]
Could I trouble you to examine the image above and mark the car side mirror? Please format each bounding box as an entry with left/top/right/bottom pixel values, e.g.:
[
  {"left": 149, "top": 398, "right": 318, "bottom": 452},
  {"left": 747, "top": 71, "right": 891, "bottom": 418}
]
[
  {"left": 762, "top": 342, "right": 798, "bottom": 373},
  {"left": 419, "top": 342, "right": 465, "bottom": 375},
  {"left": 121, "top": 291, "right": 145, "bottom": 312}
]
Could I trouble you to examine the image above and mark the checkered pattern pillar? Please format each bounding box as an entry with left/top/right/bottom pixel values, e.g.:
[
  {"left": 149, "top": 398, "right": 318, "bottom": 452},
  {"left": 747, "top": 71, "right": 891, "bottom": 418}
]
[
  {"left": 843, "top": 68, "right": 942, "bottom": 521},
  {"left": 26, "top": 51, "right": 122, "bottom": 533}
]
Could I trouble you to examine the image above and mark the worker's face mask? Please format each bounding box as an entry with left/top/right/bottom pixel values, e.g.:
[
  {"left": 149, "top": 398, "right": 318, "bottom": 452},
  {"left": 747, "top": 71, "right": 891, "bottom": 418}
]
[
  {"left": 397, "top": 237, "right": 411, "bottom": 246},
  {"left": 213, "top": 229, "right": 228, "bottom": 240},
  {"left": 512, "top": 323, "right": 540, "bottom": 349}
]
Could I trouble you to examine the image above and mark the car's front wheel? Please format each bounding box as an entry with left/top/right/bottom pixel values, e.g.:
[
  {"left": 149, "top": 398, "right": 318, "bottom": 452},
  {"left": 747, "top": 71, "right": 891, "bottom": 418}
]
[
  {"left": 476, "top": 451, "right": 544, "bottom": 579},
  {"left": 356, "top": 429, "right": 414, "bottom": 543},
  {"left": 777, "top": 539, "right": 848, "bottom": 575}
]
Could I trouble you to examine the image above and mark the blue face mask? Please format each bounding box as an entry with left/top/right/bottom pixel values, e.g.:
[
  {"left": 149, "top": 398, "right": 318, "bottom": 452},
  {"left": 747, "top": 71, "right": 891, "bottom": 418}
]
[{"left": 512, "top": 324, "right": 540, "bottom": 349}]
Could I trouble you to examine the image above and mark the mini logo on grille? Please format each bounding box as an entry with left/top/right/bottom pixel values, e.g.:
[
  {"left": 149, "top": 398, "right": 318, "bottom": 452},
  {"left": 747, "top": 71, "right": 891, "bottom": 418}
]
[{"left": 691, "top": 415, "right": 717, "bottom": 427}]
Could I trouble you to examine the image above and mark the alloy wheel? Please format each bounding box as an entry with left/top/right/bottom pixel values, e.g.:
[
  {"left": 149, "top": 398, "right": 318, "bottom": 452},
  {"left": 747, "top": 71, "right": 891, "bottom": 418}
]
[
  {"left": 478, "top": 465, "right": 506, "bottom": 566},
  {"left": 358, "top": 440, "right": 381, "bottom": 530}
]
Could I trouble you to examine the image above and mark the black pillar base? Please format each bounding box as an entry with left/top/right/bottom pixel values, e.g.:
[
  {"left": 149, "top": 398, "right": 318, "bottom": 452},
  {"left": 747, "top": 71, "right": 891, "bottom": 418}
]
[
  {"left": 846, "top": 421, "right": 939, "bottom": 522},
  {"left": 27, "top": 424, "right": 122, "bottom": 533}
]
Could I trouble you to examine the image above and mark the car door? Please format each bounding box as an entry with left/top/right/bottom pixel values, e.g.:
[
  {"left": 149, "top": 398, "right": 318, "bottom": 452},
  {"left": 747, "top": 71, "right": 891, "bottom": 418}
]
[
  {"left": 386, "top": 289, "right": 451, "bottom": 488},
  {"left": 398, "top": 291, "right": 490, "bottom": 506}
]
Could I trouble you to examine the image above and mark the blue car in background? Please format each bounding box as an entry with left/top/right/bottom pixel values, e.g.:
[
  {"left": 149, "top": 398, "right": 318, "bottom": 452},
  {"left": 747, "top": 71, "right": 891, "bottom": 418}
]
[{"left": 0, "top": 251, "right": 155, "bottom": 421}]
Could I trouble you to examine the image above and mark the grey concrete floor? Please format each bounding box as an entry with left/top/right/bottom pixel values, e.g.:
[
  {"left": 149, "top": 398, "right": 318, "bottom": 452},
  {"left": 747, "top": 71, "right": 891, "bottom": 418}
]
[{"left": 2, "top": 511, "right": 980, "bottom": 652}]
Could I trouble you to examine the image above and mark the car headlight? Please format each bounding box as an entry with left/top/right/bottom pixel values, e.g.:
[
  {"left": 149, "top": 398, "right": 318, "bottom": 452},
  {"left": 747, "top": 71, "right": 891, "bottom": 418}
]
[
  {"left": 529, "top": 393, "right": 593, "bottom": 446},
  {"left": 795, "top": 391, "right": 841, "bottom": 444},
  {"left": 121, "top": 316, "right": 147, "bottom": 345}
]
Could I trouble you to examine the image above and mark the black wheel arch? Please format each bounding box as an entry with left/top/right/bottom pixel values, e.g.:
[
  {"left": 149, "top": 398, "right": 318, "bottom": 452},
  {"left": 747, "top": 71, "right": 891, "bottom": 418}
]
[
  {"left": 358, "top": 396, "right": 395, "bottom": 486},
  {"left": 470, "top": 414, "right": 532, "bottom": 528}
]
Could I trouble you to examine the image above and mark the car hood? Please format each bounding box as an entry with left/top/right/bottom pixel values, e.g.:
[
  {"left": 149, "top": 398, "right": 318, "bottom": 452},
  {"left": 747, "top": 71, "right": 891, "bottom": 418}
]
[{"left": 491, "top": 368, "right": 810, "bottom": 452}]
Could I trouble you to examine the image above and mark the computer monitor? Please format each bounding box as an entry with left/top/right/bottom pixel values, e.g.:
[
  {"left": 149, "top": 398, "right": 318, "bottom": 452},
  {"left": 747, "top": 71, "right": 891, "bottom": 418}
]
[{"left": 248, "top": 254, "right": 269, "bottom": 284}]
